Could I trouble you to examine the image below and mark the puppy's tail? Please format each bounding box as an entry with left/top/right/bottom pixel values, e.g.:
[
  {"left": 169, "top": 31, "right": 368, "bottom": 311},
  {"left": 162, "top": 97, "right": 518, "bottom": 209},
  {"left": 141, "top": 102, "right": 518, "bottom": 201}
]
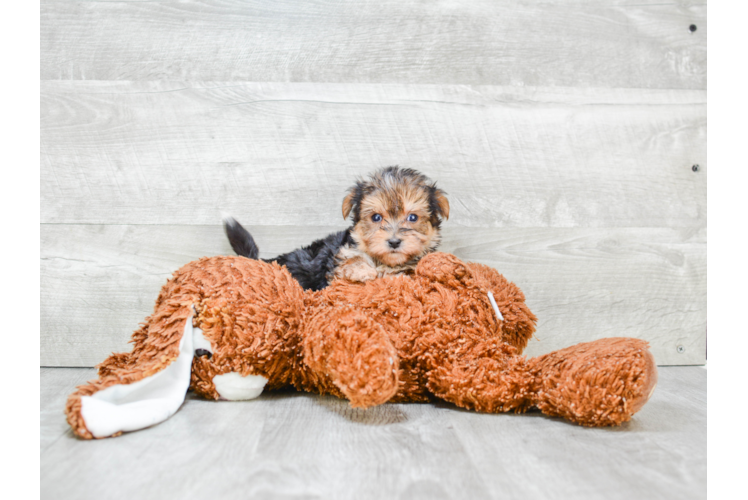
[{"left": 222, "top": 214, "right": 259, "bottom": 259}]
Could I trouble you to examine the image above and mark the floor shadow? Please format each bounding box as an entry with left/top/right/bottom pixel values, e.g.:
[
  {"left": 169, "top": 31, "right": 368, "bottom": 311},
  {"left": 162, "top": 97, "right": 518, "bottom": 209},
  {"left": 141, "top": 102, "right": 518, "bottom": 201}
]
[{"left": 313, "top": 395, "right": 409, "bottom": 425}]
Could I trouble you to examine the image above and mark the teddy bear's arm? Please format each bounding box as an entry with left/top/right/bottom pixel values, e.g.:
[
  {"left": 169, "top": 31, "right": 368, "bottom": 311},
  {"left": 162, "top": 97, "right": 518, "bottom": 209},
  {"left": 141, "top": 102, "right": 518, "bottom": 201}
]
[{"left": 302, "top": 307, "right": 400, "bottom": 408}]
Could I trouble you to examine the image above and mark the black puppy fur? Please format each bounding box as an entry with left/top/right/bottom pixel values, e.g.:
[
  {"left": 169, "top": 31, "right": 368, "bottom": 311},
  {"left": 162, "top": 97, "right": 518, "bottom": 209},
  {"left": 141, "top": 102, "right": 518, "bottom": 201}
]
[{"left": 224, "top": 217, "right": 353, "bottom": 291}]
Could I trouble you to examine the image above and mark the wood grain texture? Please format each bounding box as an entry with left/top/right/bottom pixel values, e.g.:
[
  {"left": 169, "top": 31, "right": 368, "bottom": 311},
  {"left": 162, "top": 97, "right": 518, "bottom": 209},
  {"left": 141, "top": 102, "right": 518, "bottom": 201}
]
[
  {"left": 40, "top": 366, "right": 707, "bottom": 500},
  {"left": 41, "top": 82, "right": 706, "bottom": 227},
  {"left": 41, "top": 0, "right": 706, "bottom": 89},
  {"left": 41, "top": 368, "right": 94, "bottom": 454},
  {"left": 40, "top": 1, "right": 708, "bottom": 368},
  {"left": 41, "top": 224, "right": 705, "bottom": 367}
]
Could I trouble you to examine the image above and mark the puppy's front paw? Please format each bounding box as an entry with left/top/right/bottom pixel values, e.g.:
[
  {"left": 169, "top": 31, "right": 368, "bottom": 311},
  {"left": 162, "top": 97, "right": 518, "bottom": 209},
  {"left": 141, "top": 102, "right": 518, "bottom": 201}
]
[
  {"left": 336, "top": 257, "right": 379, "bottom": 283},
  {"left": 344, "top": 263, "right": 378, "bottom": 282}
]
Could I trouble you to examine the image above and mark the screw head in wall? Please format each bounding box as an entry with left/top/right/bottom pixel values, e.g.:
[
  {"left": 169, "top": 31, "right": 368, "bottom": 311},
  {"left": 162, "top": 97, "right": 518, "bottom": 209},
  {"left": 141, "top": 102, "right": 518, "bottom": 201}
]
[
  {"left": 677, "top": 345, "right": 686, "bottom": 354},
  {"left": 692, "top": 164, "right": 700, "bottom": 172}
]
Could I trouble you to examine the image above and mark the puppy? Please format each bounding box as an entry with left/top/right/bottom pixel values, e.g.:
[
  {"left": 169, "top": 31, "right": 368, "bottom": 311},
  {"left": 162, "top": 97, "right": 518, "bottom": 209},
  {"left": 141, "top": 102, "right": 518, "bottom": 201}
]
[{"left": 224, "top": 166, "right": 449, "bottom": 291}]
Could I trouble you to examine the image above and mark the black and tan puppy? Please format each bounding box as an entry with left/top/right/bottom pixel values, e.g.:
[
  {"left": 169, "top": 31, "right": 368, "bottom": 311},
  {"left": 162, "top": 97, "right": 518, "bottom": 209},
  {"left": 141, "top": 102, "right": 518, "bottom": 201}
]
[{"left": 224, "top": 166, "right": 449, "bottom": 291}]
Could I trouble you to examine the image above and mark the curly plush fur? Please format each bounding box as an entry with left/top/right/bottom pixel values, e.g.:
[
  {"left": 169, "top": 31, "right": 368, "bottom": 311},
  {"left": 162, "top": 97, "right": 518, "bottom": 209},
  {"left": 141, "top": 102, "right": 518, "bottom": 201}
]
[{"left": 66, "top": 253, "right": 657, "bottom": 439}]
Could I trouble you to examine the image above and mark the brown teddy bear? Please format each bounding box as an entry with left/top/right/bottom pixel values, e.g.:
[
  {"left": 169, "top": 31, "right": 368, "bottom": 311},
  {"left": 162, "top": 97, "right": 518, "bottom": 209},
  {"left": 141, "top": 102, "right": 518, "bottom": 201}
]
[{"left": 65, "top": 253, "right": 657, "bottom": 439}]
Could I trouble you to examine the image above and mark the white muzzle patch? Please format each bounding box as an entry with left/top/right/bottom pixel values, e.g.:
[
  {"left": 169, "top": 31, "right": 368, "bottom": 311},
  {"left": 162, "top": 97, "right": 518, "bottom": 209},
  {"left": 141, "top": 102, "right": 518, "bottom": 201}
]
[{"left": 213, "top": 372, "right": 268, "bottom": 401}]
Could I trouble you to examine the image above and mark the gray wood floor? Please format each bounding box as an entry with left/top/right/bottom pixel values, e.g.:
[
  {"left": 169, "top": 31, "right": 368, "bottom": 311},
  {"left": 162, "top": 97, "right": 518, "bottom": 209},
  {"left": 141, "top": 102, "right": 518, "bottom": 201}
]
[{"left": 41, "top": 366, "right": 706, "bottom": 500}]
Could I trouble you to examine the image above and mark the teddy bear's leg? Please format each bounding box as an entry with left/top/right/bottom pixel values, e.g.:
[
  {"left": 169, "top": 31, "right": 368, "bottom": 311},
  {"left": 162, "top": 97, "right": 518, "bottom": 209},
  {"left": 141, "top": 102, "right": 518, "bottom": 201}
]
[
  {"left": 65, "top": 305, "right": 198, "bottom": 439},
  {"left": 425, "top": 340, "right": 535, "bottom": 413},
  {"left": 527, "top": 337, "right": 658, "bottom": 427},
  {"left": 303, "top": 308, "right": 400, "bottom": 408}
]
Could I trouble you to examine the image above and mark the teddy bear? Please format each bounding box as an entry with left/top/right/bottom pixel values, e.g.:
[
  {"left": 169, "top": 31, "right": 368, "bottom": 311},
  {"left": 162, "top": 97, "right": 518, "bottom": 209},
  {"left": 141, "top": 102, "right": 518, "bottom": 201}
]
[{"left": 65, "top": 252, "right": 657, "bottom": 439}]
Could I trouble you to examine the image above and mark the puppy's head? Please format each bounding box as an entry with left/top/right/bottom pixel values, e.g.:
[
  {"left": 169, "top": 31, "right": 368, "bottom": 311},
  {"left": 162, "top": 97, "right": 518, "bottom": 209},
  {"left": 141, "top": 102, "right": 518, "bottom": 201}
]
[{"left": 342, "top": 167, "right": 449, "bottom": 267}]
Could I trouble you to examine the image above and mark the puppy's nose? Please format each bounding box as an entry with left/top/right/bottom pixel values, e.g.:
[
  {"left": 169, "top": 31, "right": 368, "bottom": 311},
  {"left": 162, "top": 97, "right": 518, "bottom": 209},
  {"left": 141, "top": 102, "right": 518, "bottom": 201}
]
[{"left": 387, "top": 238, "right": 402, "bottom": 249}]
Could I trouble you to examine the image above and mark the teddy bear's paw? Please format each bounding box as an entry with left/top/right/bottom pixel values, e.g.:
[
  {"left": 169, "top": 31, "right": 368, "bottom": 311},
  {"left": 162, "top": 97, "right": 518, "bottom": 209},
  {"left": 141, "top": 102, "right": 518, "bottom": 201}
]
[
  {"left": 305, "top": 310, "right": 400, "bottom": 409},
  {"left": 530, "top": 337, "right": 658, "bottom": 427},
  {"left": 332, "top": 332, "right": 400, "bottom": 409},
  {"left": 415, "top": 252, "right": 471, "bottom": 286},
  {"left": 335, "top": 349, "right": 400, "bottom": 410}
]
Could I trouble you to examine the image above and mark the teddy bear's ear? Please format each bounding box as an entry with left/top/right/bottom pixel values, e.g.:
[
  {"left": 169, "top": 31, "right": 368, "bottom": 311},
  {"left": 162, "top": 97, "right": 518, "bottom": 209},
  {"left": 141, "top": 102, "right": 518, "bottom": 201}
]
[{"left": 415, "top": 252, "right": 471, "bottom": 285}]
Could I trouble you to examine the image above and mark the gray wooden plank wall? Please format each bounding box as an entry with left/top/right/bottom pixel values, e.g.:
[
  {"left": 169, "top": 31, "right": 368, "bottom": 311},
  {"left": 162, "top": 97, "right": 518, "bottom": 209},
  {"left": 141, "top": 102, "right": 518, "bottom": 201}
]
[{"left": 41, "top": 0, "right": 707, "bottom": 367}]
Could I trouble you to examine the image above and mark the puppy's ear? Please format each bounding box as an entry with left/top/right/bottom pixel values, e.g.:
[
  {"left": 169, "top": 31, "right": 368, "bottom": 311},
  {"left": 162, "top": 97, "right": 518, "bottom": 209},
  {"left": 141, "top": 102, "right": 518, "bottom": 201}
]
[
  {"left": 430, "top": 187, "right": 450, "bottom": 220},
  {"left": 342, "top": 191, "right": 355, "bottom": 220}
]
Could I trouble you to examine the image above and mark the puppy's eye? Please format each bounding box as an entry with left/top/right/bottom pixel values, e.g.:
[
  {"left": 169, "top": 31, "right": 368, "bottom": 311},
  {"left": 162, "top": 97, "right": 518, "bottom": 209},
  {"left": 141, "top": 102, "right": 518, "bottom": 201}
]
[
  {"left": 407, "top": 214, "right": 418, "bottom": 222},
  {"left": 371, "top": 214, "right": 382, "bottom": 222}
]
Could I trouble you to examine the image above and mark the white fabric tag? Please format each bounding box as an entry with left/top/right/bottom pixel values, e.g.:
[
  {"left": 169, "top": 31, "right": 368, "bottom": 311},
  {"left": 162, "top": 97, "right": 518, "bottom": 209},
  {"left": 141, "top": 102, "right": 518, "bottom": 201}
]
[{"left": 487, "top": 291, "right": 504, "bottom": 321}]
